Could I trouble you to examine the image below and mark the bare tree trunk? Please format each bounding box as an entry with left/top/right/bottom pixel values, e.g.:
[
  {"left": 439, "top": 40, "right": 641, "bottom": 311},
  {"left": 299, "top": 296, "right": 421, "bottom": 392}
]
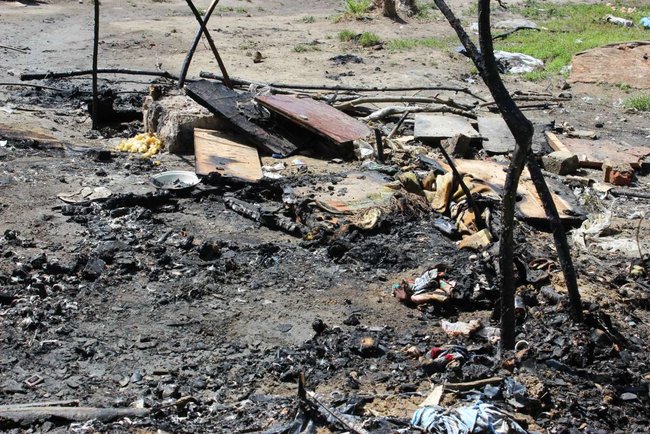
[
  {"left": 433, "top": 0, "right": 533, "bottom": 350},
  {"left": 399, "top": 0, "right": 419, "bottom": 16},
  {"left": 383, "top": 0, "right": 399, "bottom": 19},
  {"left": 433, "top": 0, "right": 583, "bottom": 349}
]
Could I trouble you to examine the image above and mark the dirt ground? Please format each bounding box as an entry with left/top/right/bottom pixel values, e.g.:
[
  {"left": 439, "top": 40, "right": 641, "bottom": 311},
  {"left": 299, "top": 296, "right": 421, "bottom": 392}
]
[{"left": 1, "top": 0, "right": 650, "bottom": 433}]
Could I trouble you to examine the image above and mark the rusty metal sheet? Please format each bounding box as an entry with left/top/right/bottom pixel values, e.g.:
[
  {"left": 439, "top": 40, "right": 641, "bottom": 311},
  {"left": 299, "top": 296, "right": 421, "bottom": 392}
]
[
  {"left": 546, "top": 132, "right": 650, "bottom": 169},
  {"left": 570, "top": 42, "right": 650, "bottom": 89},
  {"left": 255, "top": 94, "right": 372, "bottom": 145},
  {"left": 194, "top": 128, "right": 262, "bottom": 181}
]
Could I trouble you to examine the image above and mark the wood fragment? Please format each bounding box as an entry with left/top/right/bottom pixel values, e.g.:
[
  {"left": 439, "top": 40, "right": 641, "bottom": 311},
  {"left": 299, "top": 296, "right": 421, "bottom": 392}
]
[
  {"left": 364, "top": 104, "right": 476, "bottom": 122},
  {"left": 492, "top": 26, "right": 540, "bottom": 40},
  {"left": 0, "top": 45, "right": 28, "bottom": 54},
  {"left": 20, "top": 69, "right": 178, "bottom": 81},
  {"left": 199, "top": 71, "right": 487, "bottom": 99},
  {"left": 444, "top": 376, "right": 503, "bottom": 391},
  {"left": 0, "top": 406, "right": 150, "bottom": 425},
  {"left": 185, "top": 80, "right": 297, "bottom": 156},
  {"left": 305, "top": 391, "right": 370, "bottom": 434},
  {"left": 336, "top": 95, "right": 475, "bottom": 111},
  {"left": 387, "top": 109, "right": 410, "bottom": 139}
]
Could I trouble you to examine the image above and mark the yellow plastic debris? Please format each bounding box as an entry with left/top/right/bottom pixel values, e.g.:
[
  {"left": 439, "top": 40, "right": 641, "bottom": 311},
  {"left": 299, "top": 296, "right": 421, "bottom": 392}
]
[{"left": 116, "top": 133, "right": 163, "bottom": 158}]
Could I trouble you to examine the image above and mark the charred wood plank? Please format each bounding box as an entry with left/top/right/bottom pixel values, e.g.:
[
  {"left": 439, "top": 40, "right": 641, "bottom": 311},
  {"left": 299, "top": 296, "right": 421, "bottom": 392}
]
[{"left": 185, "top": 80, "right": 297, "bottom": 156}]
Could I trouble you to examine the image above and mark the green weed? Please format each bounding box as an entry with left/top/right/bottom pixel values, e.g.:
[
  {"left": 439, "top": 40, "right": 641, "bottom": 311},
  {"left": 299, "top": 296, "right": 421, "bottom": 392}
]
[
  {"left": 359, "top": 31, "right": 381, "bottom": 47},
  {"left": 344, "top": 0, "right": 371, "bottom": 16},
  {"left": 624, "top": 95, "right": 650, "bottom": 111},
  {"left": 386, "top": 36, "right": 455, "bottom": 51},
  {"left": 338, "top": 29, "right": 357, "bottom": 42}
]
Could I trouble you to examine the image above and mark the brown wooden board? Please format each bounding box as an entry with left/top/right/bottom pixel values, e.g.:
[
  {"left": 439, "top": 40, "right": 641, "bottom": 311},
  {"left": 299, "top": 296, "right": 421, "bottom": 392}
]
[
  {"left": 255, "top": 94, "right": 372, "bottom": 145},
  {"left": 546, "top": 132, "right": 650, "bottom": 169},
  {"left": 194, "top": 128, "right": 262, "bottom": 181},
  {"left": 478, "top": 115, "right": 516, "bottom": 154},
  {"left": 185, "top": 80, "right": 297, "bottom": 156},
  {"left": 0, "top": 123, "right": 66, "bottom": 149},
  {"left": 569, "top": 42, "right": 650, "bottom": 89},
  {"left": 414, "top": 114, "right": 480, "bottom": 141},
  {"left": 441, "top": 158, "right": 580, "bottom": 222}
]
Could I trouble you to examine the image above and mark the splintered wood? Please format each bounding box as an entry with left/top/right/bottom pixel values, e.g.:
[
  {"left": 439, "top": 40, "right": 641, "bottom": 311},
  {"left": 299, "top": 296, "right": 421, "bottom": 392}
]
[
  {"left": 193, "top": 128, "right": 262, "bottom": 181},
  {"left": 546, "top": 132, "right": 650, "bottom": 169},
  {"left": 255, "top": 94, "right": 372, "bottom": 146},
  {"left": 185, "top": 80, "right": 297, "bottom": 156}
]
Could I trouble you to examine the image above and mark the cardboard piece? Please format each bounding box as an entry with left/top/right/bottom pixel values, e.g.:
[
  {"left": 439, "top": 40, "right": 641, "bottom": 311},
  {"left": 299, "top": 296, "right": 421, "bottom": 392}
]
[
  {"left": 414, "top": 114, "right": 480, "bottom": 142},
  {"left": 193, "top": 128, "right": 262, "bottom": 181},
  {"left": 293, "top": 171, "right": 395, "bottom": 214}
]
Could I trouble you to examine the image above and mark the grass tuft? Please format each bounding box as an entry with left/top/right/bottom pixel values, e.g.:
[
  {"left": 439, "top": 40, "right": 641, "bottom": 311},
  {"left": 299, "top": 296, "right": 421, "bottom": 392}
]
[
  {"left": 344, "top": 0, "right": 371, "bottom": 16},
  {"left": 624, "top": 95, "right": 650, "bottom": 111},
  {"left": 358, "top": 31, "right": 380, "bottom": 47}
]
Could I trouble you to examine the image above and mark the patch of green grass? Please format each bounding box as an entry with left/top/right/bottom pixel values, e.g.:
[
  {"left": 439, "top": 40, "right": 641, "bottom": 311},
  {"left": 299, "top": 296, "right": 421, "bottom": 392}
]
[
  {"left": 302, "top": 16, "right": 315, "bottom": 23},
  {"left": 624, "top": 95, "right": 650, "bottom": 111},
  {"left": 338, "top": 29, "right": 357, "bottom": 42},
  {"left": 496, "top": 2, "right": 650, "bottom": 81},
  {"left": 359, "top": 31, "right": 381, "bottom": 47},
  {"left": 293, "top": 42, "right": 321, "bottom": 53},
  {"left": 386, "top": 36, "right": 455, "bottom": 51},
  {"left": 344, "top": 0, "right": 371, "bottom": 16},
  {"left": 217, "top": 6, "right": 248, "bottom": 14}
]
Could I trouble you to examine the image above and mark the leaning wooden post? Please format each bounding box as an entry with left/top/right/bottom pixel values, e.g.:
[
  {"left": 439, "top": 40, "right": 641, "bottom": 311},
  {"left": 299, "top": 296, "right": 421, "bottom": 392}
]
[
  {"left": 184, "top": 0, "right": 233, "bottom": 89},
  {"left": 178, "top": 0, "right": 221, "bottom": 89},
  {"left": 91, "top": 0, "right": 100, "bottom": 129},
  {"left": 526, "top": 156, "right": 583, "bottom": 321}
]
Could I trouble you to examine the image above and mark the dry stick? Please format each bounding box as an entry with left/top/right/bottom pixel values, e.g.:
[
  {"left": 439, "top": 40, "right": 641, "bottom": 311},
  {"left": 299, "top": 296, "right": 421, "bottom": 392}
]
[
  {"left": 20, "top": 69, "right": 178, "bottom": 81},
  {"left": 374, "top": 128, "right": 384, "bottom": 163},
  {"left": 305, "top": 391, "right": 370, "bottom": 434},
  {"left": 433, "top": 0, "right": 534, "bottom": 350},
  {"left": 526, "top": 157, "right": 583, "bottom": 322},
  {"left": 91, "top": 0, "right": 100, "bottom": 130},
  {"left": 0, "top": 44, "right": 28, "bottom": 54},
  {"left": 491, "top": 26, "right": 540, "bottom": 41},
  {"left": 636, "top": 215, "right": 645, "bottom": 261},
  {"left": 184, "top": 0, "right": 232, "bottom": 89},
  {"left": 0, "top": 82, "right": 68, "bottom": 92},
  {"left": 436, "top": 144, "right": 486, "bottom": 231},
  {"left": 610, "top": 188, "right": 650, "bottom": 200},
  {"left": 199, "top": 71, "right": 486, "bottom": 100},
  {"left": 178, "top": 0, "right": 221, "bottom": 89},
  {"left": 336, "top": 95, "right": 475, "bottom": 111},
  {"left": 363, "top": 104, "right": 476, "bottom": 121},
  {"left": 387, "top": 109, "right": 410, "bottom": 139},
  {"left": 444, "top": 376, "right": 503, "bottom": 391}
]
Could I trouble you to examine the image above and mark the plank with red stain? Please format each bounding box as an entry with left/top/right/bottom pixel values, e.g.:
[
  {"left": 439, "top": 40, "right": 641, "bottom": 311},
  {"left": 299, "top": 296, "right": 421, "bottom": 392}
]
[{"left": 255, "top": 94, "right": 372, "bottom": 145}]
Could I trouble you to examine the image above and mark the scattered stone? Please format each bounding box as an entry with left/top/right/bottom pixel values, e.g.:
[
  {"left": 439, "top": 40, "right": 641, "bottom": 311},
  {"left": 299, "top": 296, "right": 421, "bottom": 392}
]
[
  {"left": 542, "top": 150, "right": 579, "bottom": 175},
  {"left": 603, "top": 162, "right": 634, "bottom": 186},
  {"left": 444, "top": 134, "right": 472, "bottom": 157},
  {"left": 458, "top": 229, "right": 493, "bottom": 250}
]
